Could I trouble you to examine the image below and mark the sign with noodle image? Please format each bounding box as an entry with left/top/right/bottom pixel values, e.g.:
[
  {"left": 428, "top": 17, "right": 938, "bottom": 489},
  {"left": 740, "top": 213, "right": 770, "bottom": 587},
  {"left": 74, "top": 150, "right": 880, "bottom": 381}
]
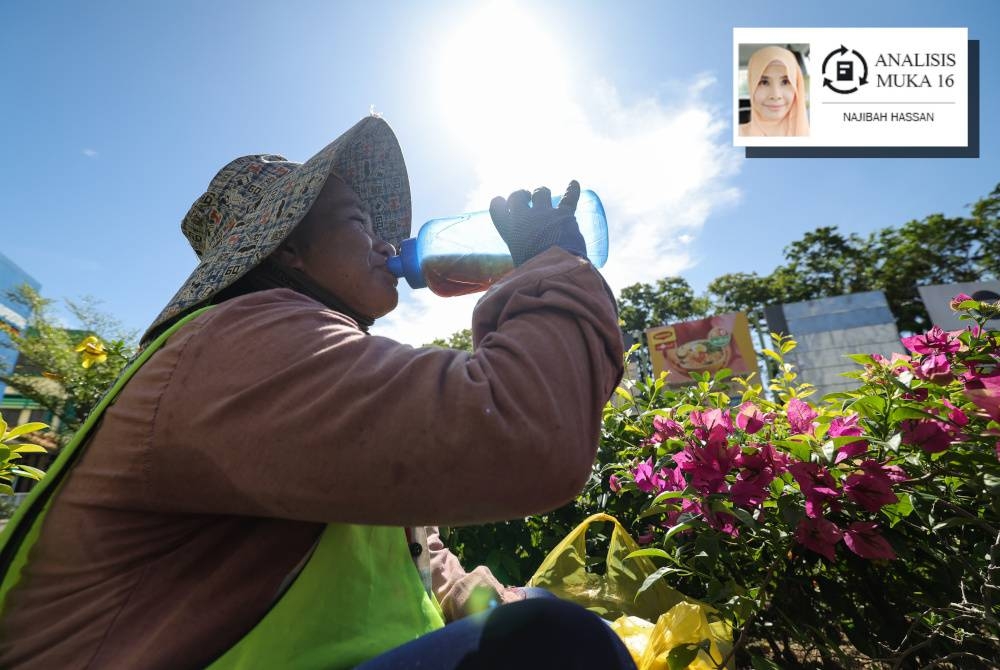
[{"left": 645, "top": 312, "right": 757, "bottom": 384}]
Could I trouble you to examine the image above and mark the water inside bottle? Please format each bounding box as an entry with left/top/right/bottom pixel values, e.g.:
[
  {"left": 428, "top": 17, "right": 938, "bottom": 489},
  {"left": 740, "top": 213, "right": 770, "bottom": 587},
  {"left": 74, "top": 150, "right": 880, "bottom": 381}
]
[{"left": 421, "top": 253, "right": 515, "bottom": 297}]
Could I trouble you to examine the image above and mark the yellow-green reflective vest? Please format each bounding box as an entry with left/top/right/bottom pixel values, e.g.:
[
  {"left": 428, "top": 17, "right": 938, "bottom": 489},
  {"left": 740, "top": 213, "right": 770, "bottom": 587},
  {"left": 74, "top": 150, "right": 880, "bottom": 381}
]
[{"left": 0, "top": 307, "right": 445, "bottom": 668}]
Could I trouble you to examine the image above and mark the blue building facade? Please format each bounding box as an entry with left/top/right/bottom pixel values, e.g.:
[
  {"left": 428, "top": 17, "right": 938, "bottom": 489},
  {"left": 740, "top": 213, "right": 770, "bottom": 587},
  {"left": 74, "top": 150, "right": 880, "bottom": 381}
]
[{"left": 0, "top": 252, "right": 41, "bottom": 400}]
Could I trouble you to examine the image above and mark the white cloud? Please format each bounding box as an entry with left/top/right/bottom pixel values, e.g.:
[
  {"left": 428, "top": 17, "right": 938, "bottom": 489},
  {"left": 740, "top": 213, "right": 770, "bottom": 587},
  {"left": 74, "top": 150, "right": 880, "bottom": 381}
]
[
  {"left": 82, "top": 148, "right": 98, "bottom": 158},
  {"left": 378, "top": 2, "right": 741, "bottom": 346},
  {"left": 372, "top": 289, "right": 480, "bottom": 346}
]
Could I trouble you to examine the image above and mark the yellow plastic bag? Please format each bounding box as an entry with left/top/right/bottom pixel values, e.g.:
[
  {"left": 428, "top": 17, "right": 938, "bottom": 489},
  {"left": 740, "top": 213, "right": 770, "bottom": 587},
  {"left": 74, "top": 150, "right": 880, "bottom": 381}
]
[
  {"left": 529, "top": 513, "right": 732, "bottom": 669},
  {"left": 528, "top": 513, "right": 685, "bottom": 622},
  {"left": 638, "top": 602, "right": 732, "bottom": 670}
]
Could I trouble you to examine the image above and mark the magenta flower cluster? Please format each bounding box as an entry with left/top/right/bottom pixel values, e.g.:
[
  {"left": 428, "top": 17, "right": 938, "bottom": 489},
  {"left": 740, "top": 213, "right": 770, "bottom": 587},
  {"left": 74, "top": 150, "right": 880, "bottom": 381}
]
[{"left": 622, "top": 401, "right": 899, "bottom": 561}]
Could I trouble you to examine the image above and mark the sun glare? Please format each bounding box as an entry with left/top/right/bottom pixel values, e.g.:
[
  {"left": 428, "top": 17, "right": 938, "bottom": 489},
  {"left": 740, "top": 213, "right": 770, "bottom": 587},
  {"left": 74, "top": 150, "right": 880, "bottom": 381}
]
[{"left": 435, "top": 2, "right": 573, "bottom": 154}]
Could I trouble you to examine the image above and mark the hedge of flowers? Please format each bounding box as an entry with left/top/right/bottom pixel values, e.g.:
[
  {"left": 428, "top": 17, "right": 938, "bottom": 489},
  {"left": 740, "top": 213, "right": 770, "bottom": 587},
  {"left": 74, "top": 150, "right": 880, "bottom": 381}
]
[{"left": 595, "top": 295, "right": 1000, "bottom": 668}]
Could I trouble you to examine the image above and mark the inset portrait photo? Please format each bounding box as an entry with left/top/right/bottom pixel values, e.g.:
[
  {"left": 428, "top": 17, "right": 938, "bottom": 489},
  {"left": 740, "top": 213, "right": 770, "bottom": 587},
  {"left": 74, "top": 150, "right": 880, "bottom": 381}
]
[{"left": 737, "top": 43, "right": 811, "bottom": 137}]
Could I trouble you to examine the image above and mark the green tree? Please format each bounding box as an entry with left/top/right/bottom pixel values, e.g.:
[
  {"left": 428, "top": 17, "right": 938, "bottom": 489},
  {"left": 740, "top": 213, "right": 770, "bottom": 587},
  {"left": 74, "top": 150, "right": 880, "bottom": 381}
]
[
  {"left": 617, "top": 277, "right": 711, "bottom": 335},
  {"left": 1, "top": 285, "right": 136, "bottom": 442},
  {"left": 705, "top": 271, "right": 775, "bottom": 319},
  {"left": 425, "top": 328, "right": 473, "bottom": 353},
  {"left": 771, "top": 226, "right": 874, "bottom": 303}
]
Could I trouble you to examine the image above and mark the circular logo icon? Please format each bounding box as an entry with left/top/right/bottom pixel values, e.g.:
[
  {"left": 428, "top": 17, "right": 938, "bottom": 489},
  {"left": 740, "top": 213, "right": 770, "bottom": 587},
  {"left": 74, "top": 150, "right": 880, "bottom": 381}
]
[{"left": 822, "top": 45, "right": 869, "bottom": 95}]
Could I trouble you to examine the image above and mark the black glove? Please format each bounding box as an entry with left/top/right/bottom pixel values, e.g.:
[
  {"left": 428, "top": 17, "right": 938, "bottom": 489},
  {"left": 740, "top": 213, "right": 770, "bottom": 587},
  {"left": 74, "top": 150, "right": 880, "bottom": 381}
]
[{"left": 489, "top": 181, "right": 587, "bottom": 267}]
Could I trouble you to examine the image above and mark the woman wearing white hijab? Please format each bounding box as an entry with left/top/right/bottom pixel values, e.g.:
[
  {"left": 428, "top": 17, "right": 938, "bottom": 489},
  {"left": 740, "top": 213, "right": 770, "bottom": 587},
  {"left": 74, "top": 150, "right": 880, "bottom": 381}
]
[{"left": 740, "top": 46, "right": 810, "bottom": 137}]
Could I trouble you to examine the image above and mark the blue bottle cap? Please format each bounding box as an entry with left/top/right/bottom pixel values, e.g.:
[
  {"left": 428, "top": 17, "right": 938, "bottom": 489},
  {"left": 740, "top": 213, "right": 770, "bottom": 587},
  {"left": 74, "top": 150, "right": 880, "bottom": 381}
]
[{"left": 385, "top": 238, "right": 427, "bottom": 289}]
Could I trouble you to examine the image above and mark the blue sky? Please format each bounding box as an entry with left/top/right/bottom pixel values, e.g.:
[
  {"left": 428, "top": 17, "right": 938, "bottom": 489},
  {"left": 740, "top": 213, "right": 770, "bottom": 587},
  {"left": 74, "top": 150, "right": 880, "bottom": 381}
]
[{"left": 2, "top": 0, "right": 998, "bottom": 345}]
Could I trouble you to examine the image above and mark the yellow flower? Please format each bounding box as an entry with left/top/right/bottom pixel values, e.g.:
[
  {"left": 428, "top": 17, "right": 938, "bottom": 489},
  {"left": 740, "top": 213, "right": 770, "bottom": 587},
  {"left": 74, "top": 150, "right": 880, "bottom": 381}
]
[{"left": 74, "top": 335, "right": 108, "bottom": 369}]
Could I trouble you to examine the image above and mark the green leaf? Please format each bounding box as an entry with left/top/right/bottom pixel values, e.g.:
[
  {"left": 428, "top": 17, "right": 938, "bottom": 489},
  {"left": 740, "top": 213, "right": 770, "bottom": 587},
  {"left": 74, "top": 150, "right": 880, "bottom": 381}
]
[
  {"left": 663, "top": 520, "right": 697, "bottom": 544},
  {"left": 730, "top": 506, "right": 757, "bottom": 529},
  {"left": 762, "top": 349, "right": 783, "bottom": 363},
  {"left": 11, "top": 464, "right": 46, "bottom": 480},
  {"left": 849, "top": 396, "right": 886, "bottom": 418},
  {"left": 889, "top": 406, "right": 939, "bottom": 423},
  {"left": 713, "top": 367, "right": 733, "bottom": 382},
  {"left": 882, "top": 493, "right": 914, "bottom": 528},
  {"left": 614, "top": 387, "right": 633, "bottom": 402},
  {"left": 626, "top": 547, "right": 671, "bottom": 561},
  {"left": 12, "top": 443, "right": 49, "bottom": 454},
  {"left": 650, "top": 490, "right": 692, "bottom": 506},
  {"left": 773, "top": 439, "right": 813, "bottom": 462},
  {"left": 637, "top": 565, "right": 675, "bottom": 596},
  {"left": 846, "top": 353, "right": 876, "bottom": 366},
  {"left": 667, "top": 641, "right": 710, "bottom": 670},
  {"left": 0, "top": 483, "right": 14, "bottom": 495},
  {"left": 2, "top": 422, "right": 48, "bottom": 441},
  {"left": 932, "top": 516, "right": 992, "bottom": 532}
]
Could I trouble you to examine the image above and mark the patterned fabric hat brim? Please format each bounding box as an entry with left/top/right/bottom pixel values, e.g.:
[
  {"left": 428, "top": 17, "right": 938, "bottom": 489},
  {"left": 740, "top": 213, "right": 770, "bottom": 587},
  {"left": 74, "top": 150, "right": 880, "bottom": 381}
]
[{"left": 141, "top": 115, "right": 410, "bottom": 343}]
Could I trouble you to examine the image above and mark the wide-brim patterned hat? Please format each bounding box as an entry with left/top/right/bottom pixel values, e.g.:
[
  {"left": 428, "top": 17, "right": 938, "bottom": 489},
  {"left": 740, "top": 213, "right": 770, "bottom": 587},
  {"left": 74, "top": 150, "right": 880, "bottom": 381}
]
[{"left": 141, "top": 115, "right": 410, "bottom": 343}]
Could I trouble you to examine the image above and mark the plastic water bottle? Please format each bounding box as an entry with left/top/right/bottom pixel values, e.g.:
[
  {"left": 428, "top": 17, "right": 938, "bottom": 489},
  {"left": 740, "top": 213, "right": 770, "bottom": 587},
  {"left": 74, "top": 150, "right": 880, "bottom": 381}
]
[{"left": 386, "top": 189, "right": 609, "bottom": 297}]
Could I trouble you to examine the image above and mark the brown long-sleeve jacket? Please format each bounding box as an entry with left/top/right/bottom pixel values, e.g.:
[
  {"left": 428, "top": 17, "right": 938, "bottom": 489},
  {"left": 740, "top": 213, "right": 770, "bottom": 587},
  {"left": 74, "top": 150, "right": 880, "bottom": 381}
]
[{"left": 0, "top": 248, "right": 623, "bottom": 669}]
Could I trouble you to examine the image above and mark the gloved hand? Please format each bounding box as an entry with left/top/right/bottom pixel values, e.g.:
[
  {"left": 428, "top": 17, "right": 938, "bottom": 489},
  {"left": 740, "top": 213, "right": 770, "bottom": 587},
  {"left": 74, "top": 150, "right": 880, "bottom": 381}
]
[{"left": 489, "top": 180, "right": 588, "bottom": 267}]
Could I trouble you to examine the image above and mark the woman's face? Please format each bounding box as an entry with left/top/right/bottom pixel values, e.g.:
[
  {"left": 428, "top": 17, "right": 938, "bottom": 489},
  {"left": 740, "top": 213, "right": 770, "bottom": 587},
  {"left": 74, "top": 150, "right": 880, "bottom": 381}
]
[
  {"left": 278, "top": 176, "right": 399, "bottom": 319},
  {"left": 753, "top": 61, "right": 795, "bottom": 121}
]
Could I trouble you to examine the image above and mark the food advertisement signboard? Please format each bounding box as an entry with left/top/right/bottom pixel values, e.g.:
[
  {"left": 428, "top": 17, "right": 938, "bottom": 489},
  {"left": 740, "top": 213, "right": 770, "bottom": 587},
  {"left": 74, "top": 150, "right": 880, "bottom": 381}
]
[{"left": 645, "top": 312, "right": 757, "bottom": 384}]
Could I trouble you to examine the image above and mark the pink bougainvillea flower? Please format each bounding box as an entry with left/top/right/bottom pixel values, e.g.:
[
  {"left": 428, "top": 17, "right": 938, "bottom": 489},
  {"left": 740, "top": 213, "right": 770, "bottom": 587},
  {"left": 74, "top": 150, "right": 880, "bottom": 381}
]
[
  {"left": 609, "top": 474, "right": 621, "bottom": 492},
  {"left": 828, "top": 415, "right": 869, "bottom": 463},
  {"left": 795, "top": 517, "right": 843, "bottom": 561},
  {"left": 901, "top": 326, "right": 961, "bottom": 356},
  {"left": 663, "top": 497, "right": 702, "bottom": 528},
  {"left": 730, "top": 471, "right": 773, "bottom": 509},
  {"left": 652, "top": 415, "right": 685, "bottom": 440},
  {"left": 940, "top": 399, "right": 969, "bottom": 427},
  {"left": 949, "top": 293, "right": 974, "bottom": 310},
  {"left": 674, "top": 442, "right": 738, "bottom": 494},
  {"left": 913, "top": 353, "right": 954, "bottom": 385},
  {"left": 789, "top": 461, "right": 840, "bottom": 517},
  {"left": 843, "top": 522, "right": 896, "bottom": 560},
  {"left": 660, "top": 465, "right": 686, "bottom": 492},
  {"left": 901, "top": 419, "right": 955, "bottom": 454},
  {"left": 834, "top": 441, "right": 869, "bottom": 463},
  {"left": 786, "top": 398, "right": 818, "bottom": 436},
  {"left": 732, "top": 447, "right": 778, "bottom": 508},
  {"left": 757, "top": 443, "right": 790, "bottom": 474},
  {"left": 706, "top": 508, "right": 740, "bottom": 537},
  {"left": 859, "top": 459, "right": 908, "bottom": 484},
  {"left": 637, "top": 530, "right": 654, "bottom": 545},
  {"left": 843, "top": 471, "right": 897, "bottom": 513},
  {"left": 735, "top": 402, "right": 765, "bottom": 434},
  {"left": 963, "top": 373, "right": 1000, "bottom": 422},
  {"left": 688, "top": 408, "right": 734, "bottom": 448},
  {"left": 633, "top": 458, "right": 665, "bottom": 494},
  {"left": 902, "top": 387, "right": 930, "bottom": 402}
]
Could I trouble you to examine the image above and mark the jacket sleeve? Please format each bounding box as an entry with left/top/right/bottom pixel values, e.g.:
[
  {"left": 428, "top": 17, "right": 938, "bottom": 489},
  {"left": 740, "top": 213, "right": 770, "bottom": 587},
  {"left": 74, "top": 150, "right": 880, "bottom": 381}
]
[
  {"left": 426, "top": 527, "right": 524, "bottom": 622},
  {"left": 144, "top": 247, "right": 624, "bottom": 526}
]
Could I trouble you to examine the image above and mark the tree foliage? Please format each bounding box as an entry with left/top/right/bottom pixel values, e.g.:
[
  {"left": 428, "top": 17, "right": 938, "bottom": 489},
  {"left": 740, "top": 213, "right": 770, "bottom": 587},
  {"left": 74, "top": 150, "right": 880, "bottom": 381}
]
[
  {"left": 426, "top": 328, "right": 473, "bottom": 353},
  {"left": 674, "top": 182, "right": 999, "bottom": 337},
  {"left": 618, "top": 277, "right": 711, "bottom": 335},
  {"left": 0, "top": 285, "right": 136, "bottom": 442}
]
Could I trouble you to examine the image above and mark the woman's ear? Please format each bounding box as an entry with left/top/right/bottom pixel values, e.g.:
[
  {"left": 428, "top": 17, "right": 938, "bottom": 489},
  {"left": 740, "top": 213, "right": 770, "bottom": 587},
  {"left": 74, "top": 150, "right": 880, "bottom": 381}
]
[{"left": 270, "top": 239, "right": 306, "bottom": 271}]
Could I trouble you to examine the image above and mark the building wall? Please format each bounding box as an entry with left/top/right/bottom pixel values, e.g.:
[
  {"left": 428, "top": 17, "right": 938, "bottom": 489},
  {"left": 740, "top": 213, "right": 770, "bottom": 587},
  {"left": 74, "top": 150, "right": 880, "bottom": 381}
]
[
  {"left": 774, "top": 291, "right": 907, "bottom": 399},
  {"left": 0, "top": 252, "right": 41, "bottom": 398}
]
